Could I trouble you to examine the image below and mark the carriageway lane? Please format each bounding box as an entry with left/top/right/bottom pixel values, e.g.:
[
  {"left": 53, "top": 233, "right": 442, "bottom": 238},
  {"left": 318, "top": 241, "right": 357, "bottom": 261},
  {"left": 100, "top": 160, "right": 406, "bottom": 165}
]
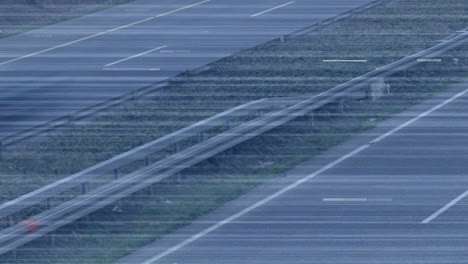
[
  {"left": 115, "top": 84, "right": 468, "bottom": 264},
  {"left": 0, "top": 0, "right": 377, "bottom": 136}
]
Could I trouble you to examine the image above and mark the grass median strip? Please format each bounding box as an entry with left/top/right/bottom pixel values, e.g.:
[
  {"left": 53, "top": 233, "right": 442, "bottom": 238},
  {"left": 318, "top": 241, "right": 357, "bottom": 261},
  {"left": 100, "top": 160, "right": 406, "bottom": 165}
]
[{"left": 2, "top": 0, "right": 468, "bottom": 262}]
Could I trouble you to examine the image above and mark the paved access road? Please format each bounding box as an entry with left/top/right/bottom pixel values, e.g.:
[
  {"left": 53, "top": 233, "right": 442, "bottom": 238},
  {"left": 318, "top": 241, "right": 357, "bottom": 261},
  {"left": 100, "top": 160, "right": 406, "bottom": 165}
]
[
  {"left": 115, "top": 82, "right": 468, "bottom": 264},
  {"left": 0, "top": 0, "right": 376, "bottom": 137}
]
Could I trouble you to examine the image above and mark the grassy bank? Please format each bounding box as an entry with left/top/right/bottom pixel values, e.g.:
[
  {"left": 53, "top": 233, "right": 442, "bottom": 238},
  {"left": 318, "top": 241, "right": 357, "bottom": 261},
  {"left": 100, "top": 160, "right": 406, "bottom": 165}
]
[
  {"left": 0, "top": 0, "right": 136, "bottom": 38},
  {"left": 1, "top": 0, "right": 468, "bottom": 262}
]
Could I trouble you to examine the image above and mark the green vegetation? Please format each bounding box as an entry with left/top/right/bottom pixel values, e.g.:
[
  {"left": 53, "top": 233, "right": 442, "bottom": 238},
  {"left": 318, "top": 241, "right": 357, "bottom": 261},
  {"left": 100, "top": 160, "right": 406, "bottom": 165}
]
[
  {"left": 0, "top": 0, "right": 137, "bottom": 39},
  {"left": 1, "top": 0, "right": 468, "bottom": 262}
]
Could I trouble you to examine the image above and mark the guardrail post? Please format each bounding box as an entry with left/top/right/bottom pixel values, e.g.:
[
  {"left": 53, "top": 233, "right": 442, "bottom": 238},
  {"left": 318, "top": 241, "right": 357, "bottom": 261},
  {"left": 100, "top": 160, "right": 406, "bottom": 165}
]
[
  {"left": 230, "top": 146, "right": 237, "bottom": 155},
  {"left": 45, "top": 198, "right": 56, "bottom": 247},
  {"left": 7, "top": 216, "right": 14, "bottom": 227},
  {"left": 309, "top": 111, "right": 316, "bottom": 128},
  {"left": 173, "top": 143, "right": 180, "bottom": 153},
  {"left": 6, "top": 215, "right": 16, "bottom": 255},
  {"left": 337, "top": 98, "right": 345, "bottom": 113},
  {"left": 50, "top": 232, "right": 56, "bottom": 247},
  {"left": 113, "top": 168, "right": 119, "bottom": 180},
  {"left": 68, "top": 114, "right": 75, "bottom": 126},
  {"left": 199, "top": 133, "right": 206, "bottom": 142},
  {"left": 45, "top": 198, "right": 52, "bottom": 210},
  {"left": 317, "top": 22, "right": 323, "bottom": 31},
  {"left": 176, "top": 173, "right": 182, "bottom": 184},
  {"left": 81, "top": 182, "right": 88, "bottom": 194}
]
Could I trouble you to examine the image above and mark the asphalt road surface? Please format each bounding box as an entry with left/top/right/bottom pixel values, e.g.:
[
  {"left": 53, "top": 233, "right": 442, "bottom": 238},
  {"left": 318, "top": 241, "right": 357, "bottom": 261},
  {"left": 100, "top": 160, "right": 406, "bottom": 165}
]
[
  {"left": 0, "top": 0, "right": 376, "bottom": 137},
  {"left": 115, "top": 81, "right": 468, "bottom": 264}
]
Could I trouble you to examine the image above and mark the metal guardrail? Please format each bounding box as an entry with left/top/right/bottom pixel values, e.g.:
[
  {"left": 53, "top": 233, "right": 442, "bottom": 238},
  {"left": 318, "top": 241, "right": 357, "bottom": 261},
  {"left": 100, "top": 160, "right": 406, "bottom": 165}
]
[
  {"left": 1, "top": 26, "right": 468, "bottom": 255},
  {"left": 0, "top": 0, "right": 391, "bottom": 149},
  {"left": 0, "top": 96, "right": 308, "bottom": 255},
  {"left": 0, "top": 97, "right": 304, "bottom": 219},
  {"left": 284, "top": 0, "right": 392, "bottom": 39}
]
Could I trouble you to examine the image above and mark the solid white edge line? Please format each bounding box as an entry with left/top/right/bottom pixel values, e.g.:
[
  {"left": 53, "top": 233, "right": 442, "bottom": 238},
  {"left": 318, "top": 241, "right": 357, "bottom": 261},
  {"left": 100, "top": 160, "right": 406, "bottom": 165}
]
[
  {"left": 139, "top": 86, "right": 468, "bottom": 264},
  {"left": 421, "top": 190, "right": 468, "bottom": 224},
  {"left": 104, "top": 45, "right": 167, "bottom": 67},
  {"left": 140, "top": 144, "right": 370, "bottom": 264},
  {"left": 250, "top": 1, "right": 295, "bottom": 17},
  {"left": 369, "top": 88, "right": 468, "bottom": 144},
  {"left": 0, "top": 0, "right": 211, "bottom": 66}
]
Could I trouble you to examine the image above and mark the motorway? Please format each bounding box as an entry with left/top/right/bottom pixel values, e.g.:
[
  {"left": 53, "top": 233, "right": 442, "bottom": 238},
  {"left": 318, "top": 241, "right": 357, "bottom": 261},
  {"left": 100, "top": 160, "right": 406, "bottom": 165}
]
[
  {"left": 115, "top": 81, "right": 468, "bottom": 263},
  {"left": 0, "top": 0, "right": 377, "bottom": 137}
]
